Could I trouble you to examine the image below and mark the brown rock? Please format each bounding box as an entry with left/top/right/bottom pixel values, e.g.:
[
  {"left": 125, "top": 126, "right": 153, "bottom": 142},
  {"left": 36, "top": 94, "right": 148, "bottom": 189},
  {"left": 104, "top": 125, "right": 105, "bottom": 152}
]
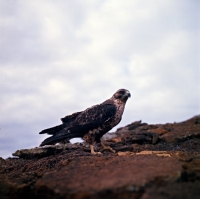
[
  {"left": 35, "top": 155, "right": 182, "bottom": 198},
  {"left": 149, "top": 127, "right": 169, "bottom": 135},
  {"left": 0, "top": 115, "right": 200, "bottom": 199}
]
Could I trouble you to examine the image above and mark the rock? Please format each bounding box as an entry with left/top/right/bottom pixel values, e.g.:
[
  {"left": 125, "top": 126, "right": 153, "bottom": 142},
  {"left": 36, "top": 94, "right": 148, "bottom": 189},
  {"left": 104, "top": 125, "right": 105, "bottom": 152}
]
[
  {"left": 0, "top": 115, "right": 200, "bottom": 199},
  {"left": 12, "top": 143, "right": 85, "bottom": 158},
  {"left": 106, "top": 115, "right": 200, "bottom": 152},
  {"left": 34, "top": 155, "right": 182, "bottom": 198},
  {"left": 136, "top": 150, "right": 172, "bottom": 157},
  {"left": 148, "top": 127, "right": 169, "bottom": 135},
  {"left": 118, "top": 151, "right": 135, "bottom": 156}
]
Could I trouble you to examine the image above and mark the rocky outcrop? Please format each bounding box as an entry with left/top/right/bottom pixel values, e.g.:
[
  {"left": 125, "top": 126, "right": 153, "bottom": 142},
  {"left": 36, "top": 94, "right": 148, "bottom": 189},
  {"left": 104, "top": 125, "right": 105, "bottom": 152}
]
[{"left": 0, "top": 115, "right": 200, "bottom": 199}]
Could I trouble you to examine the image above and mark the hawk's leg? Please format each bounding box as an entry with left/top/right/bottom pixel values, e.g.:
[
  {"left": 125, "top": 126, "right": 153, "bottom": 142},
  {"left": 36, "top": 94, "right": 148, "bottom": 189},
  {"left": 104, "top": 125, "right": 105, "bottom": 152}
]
[
  {"left": 90, "top": 145, "right": 102, "bottom": 155},
  {"left": 101, "top": 142, "right": 115, "bottom": 153}
]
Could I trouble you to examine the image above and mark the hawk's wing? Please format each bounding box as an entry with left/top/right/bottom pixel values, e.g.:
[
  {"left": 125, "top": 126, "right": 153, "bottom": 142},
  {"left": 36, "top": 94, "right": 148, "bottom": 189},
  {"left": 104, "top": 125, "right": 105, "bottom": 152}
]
[
  {"left": 67, "top": 103, "right": 116, "bottom": 135},
  {"left": 40, "top": 102, "right": 116, "bottom": 146},
  {"left": 61, "top": 111, "right": 82, "bottom": 123}
]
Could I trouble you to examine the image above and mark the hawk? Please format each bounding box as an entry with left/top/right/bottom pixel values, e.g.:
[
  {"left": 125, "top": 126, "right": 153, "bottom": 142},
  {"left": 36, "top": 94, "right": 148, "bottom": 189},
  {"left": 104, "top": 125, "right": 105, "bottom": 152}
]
[{"left": 39, "top": 89, "right": 131, "bottom": 154}]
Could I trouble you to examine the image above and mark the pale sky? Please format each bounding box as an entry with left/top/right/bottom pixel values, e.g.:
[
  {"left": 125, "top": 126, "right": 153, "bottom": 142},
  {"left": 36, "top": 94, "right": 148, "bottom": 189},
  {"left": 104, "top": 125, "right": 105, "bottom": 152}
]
[{"left": 0, "top": 0, "right": 199, "bottom": 158}]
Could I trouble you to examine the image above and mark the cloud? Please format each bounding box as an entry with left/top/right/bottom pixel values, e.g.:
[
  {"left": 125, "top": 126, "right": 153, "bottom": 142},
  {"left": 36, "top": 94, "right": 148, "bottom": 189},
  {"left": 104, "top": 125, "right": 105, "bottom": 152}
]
[{"left": 0, "top": 0, "right": 199, "bottom": 158}]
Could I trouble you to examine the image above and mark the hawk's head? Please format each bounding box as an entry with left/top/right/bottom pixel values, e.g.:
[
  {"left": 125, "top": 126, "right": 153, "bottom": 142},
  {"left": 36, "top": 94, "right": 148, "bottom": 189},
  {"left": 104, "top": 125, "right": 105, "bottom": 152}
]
[{"left": 112, "top": 89, "right": 131, "bottom": 103}]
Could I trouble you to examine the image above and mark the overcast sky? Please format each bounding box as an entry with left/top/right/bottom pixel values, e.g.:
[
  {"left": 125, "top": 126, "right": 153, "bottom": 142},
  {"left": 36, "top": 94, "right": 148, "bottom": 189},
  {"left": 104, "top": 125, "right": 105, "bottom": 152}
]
[{"left": 0, "top": 0, "right": 199, "bottom": 159}]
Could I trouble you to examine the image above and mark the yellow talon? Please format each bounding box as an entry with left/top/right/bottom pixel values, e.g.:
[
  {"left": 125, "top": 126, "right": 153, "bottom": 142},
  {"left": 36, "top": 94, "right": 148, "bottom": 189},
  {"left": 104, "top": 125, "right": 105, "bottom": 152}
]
[{"left": 90, "top": 145, "right": 102, "bottom": 155}]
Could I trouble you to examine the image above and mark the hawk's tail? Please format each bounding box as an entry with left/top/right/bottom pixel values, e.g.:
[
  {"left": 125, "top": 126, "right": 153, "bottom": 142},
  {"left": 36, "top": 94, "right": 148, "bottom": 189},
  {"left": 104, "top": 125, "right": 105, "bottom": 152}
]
[
  {"left": 39, "top": 124, "right": 63, "bottom": 135},
  {"left": 39, "top": 129, "right": 80, "bottom": 146},
  {"left": 39, "top": 124, "right": 68, "bottom": 146},
  {"left": 40, "top": 134, "right": 71, "bottom": 146}
]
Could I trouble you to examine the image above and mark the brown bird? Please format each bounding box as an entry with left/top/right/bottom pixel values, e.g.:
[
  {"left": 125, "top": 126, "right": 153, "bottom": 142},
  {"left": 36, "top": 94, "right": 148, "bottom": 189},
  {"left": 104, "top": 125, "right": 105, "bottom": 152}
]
[{"left": 39, "top": 89, "right": 131, "bottom": 154}]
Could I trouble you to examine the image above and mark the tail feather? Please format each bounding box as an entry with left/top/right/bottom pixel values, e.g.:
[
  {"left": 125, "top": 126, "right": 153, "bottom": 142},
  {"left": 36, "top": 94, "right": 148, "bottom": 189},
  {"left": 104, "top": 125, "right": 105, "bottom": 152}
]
[
  {"left": 40, "top": 131, "right": 76, "bottom": 146},
  {"left": 40, "top": 129, "right": 82, "bottom": 146},
  {"left": 40, "top": 135, "right": 68, "bottom": 146},
  {"left": 39, "top": 124, "right": 63, "bottom": 135}
]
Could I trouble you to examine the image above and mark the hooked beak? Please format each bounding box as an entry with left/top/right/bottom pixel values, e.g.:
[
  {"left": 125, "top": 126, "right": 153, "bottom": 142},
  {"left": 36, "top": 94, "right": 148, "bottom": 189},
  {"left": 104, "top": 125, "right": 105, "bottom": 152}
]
[{"left": 126, "top": 92, "right": 131, "bottom": 98}]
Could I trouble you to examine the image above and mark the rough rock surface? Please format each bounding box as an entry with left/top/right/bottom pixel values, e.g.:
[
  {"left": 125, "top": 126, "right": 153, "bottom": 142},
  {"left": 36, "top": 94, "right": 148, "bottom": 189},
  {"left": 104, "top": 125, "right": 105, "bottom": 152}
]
[{"left": 0, "top": 115, "right": 200, "bottom": 199}]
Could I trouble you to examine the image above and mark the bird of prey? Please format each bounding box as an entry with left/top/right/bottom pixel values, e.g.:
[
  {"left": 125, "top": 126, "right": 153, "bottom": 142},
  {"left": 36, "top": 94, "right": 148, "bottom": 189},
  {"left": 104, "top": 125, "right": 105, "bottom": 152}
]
[{"left": 39, "top": 89, "right": 131, "bottom": 154}]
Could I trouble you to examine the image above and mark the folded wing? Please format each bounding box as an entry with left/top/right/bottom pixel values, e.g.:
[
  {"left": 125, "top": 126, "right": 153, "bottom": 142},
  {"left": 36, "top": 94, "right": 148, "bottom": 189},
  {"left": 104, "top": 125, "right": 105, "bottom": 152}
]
[{"left": 40, "top": 103, "right": 116, "bottom": 146}]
